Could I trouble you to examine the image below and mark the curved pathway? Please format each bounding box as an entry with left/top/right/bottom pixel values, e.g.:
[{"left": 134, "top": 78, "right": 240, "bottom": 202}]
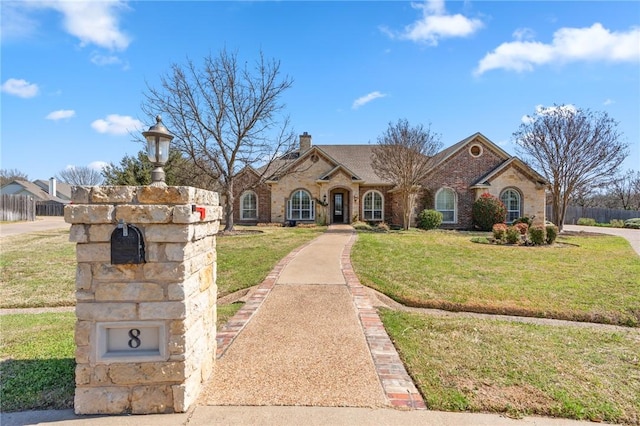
[{"left": 562, "top": 224, "right": 640, "bottom": 256}]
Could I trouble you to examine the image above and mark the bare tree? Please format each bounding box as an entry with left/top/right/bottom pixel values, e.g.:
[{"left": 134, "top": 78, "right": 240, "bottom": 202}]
[
  {"left": 56, "top": 166, "right": 104, "bottom": 186},
  {"left": 0, "top": 168, "right": 29, "bottom": 186},
  {"left": 142, "top": 49, "right": 296, "bottom": 231},
  {"left": 372, "top": 119, "right": 442, "bottom": 230},
  {"left": 611, "top": 170, "right": 640, "bottom": 210},
  {"left": 513, "top": 105, "right": 628, "bottom": 231}
]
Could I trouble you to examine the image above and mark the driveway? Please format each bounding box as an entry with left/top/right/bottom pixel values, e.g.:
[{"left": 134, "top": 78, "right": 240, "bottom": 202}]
[
  {"left": 0, "top": 216, "right": 69, "bottom": 237},
  {"left": 563, "top": 224, "right": 640, "bottom": 256}
]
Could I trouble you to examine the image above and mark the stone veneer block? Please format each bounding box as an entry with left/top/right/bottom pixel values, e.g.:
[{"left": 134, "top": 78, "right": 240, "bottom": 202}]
[
  {"left": 65, "top": 205, "right": 114, "bottom": 224},
  {"left": 115, "top": 205, "right": 173, "bottom": 224},
  {"left": 75, "top": 387, "right": 130, "bottom": 414},
  {"left": 91, "top": 186, "right": 136, "bottom": 204},
  {"left": 138, "top": 186, "right": 193, "bottom": 205},
  {"left": 71, "top": 186, "right": 91, "bottom": 204},
  {"left": 144, "top": 224, "right": 193, "bottom": 243},
  {"left": 69, "top": 225, "right": 88, "bottom": 243}
]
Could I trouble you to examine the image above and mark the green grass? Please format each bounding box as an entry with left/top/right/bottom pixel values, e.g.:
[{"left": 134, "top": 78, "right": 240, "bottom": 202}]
[
  {"left": 0, "top": 313, "right": 76, "bottom": 412},
  {"left": 352, "top": 230, "right": 640, "bottom": 326},
  {"left": 216, "top": 226, "right": 325, "bottom": 296},
  {"left": 1, "top": 230, "right": 76, "bottom": 308},
  {"left": 217, "top": 302, "right": 244, "bottom": 330},
  {"left": 380, "top": 309, "right": 640, "bottom": 424}
]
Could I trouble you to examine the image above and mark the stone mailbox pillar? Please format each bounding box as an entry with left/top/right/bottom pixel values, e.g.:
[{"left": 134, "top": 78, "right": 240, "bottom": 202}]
[{"left": 64, "top": 186, "right": 221, "bottom": 414}]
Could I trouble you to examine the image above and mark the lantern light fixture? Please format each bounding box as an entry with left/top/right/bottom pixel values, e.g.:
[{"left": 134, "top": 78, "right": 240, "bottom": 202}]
[{"left": 142, "top": 115, "right": 174, "bottom": 187}]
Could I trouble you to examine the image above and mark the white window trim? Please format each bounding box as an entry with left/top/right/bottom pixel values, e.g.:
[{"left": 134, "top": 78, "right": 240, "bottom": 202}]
[
  {"left": 500, "top": 188, "right": 521, "bottom": 223},
  {"left": 287, "top": 189, "right": 315, "bottom": 221},
  {"left": 240, "top": 191, "right": 258, "bottom": 220},
  {"left": 362, "top": 190, "right": 384, "bottom": 221},
  {"left": 435, "top": 187, "right": 457, "bottom": 224}
]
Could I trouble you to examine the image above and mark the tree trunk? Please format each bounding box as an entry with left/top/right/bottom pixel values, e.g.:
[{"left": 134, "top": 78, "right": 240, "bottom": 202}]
[
  {"left": 402, "top": 191, "right": 412, "bottom": 230},
  {"left": 224, "top": 182, "right": 234, "bottom": 232}
]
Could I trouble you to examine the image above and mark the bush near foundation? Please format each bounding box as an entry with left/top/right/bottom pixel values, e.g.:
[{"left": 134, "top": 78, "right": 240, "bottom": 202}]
[
  {"left": 529, "top": 225, "right": 546, "bottom": 245},
  {"left": 472, "top": 193, "right": 507, "bottom": 231},
  {"left": 513, "top": 222, "right": 529, "bottom": 235},
  {"left": 505, "top": 226, "right": 520, "bottom": 244},
  {"left": 546, "top": 224, "right": 559, "bottom": 245},
  {"left": 417, "top": 209, "right": 443, "bottom": 230},
  {"left": 492, "top": 223, "right": 507, "bottom": 241}
]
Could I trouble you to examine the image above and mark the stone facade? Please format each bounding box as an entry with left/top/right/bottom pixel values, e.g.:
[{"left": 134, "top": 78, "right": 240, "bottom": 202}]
[{"left": 65, "top": 185, "right": 221, "bottom": 415}]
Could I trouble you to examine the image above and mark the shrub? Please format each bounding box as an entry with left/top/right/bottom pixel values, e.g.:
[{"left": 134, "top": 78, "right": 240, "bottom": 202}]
[
  {"left": 609, "top": 219, "right": 625, "bottom": 228},
  {"left": 417, "top": 209, "right": 443, "bottom": 230},
  {"left": 514, "top": 216, "right": 533, "bottom": 226},
  {"left": 513, "top": 222, "right": 529, "bottom": 235},
  {"left": 352, "top": 221, "right": 372, "bottom": 231},
  {"left": 623, "top": 218, "right": 640, "bottom": 229},
  {"left": 376, "top": 222, "right": 390, "bottom": 232},
  {"left": 472, "top": 193, "right": 507, "bottom": 231},
  {"left": 492, "top": 223, "right": 507, "bottom": 241},
  {"left": 545, "top": 224, "right": 558, "bottom": 245},
  {"left": 529, "top": 225, "right": 546, "bottom": 245},
  {"left": 505, "top": 226, "right": 520, "bottom": 244},
  {"left": 577, "top": 217, "right": 596, "bottom": 226}
]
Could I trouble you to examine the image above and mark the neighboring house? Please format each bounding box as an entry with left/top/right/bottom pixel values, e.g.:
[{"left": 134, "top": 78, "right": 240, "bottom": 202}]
[
  {"left": 233, "top": 132, "right": 549, "bottom": 229},
  {"left": 0, "top": 178, "right": 72, "bottom": 214}
]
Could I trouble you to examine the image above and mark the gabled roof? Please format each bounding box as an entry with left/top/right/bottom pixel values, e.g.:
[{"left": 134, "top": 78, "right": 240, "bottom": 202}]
[
  {"left": 471, "top": 157, "right": 549, "bottom": 188},
  {"left": 1, "top": 180, "right": 69, "bottom": 203},
  {"left": 33, "top": 179, "right": 73, "bottom": 200},
  {"left": 428, "top": 132, "right": 511, "bottom": 170}
]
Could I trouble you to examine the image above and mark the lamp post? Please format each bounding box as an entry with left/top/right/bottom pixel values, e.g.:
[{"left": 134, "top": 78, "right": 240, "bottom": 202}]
[{"left": 143, "top": 115, "right": 174, "bottom": 187}]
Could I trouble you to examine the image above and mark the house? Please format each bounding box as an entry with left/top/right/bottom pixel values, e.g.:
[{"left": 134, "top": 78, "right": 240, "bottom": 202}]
[
  {"left": 0, "top": 177, "right": 72, "bottom": 215},
  {"left": 233, "top": 132, "right": 548, "bottom": 229}
]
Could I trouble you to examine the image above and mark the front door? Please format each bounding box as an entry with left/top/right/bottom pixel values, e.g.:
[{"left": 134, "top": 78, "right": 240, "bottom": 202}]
[{"left": 333, "top": 193, "right": 344, "bottom": 223}]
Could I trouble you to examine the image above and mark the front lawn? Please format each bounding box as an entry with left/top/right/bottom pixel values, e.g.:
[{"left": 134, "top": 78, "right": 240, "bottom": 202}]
[
  {"left": 381, "top": 309, "right": 640, "bottom": 424},
  {"left": 352, "top": 230, "right": 640, "bottom": 326}
]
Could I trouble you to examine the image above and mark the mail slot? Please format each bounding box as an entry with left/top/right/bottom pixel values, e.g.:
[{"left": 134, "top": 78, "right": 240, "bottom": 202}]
[{"left": 111, "top": 221, "right": 145, "bottom": 264}]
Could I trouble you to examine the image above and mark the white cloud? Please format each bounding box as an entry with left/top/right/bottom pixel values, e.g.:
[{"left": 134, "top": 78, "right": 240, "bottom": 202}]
[
  {"left": 1, "top": 78, "right": 39, "bottom": 98},
  {"left": 521, "top": 104, "right": 577, "bottom": 124},
  {"left": 385, "top": 0, "right": 483, "bottom": 45},
  {"left": 91, "top": 114, "right": 142, "bottom": 135},
  {"left": 476, "top": 23, "right": 640, "bottom": 75},
  {"left": 603, "top": 99, "right": 615, "bottom": 106},
  {"left": 90, "top": 53, "right": 122, "bottom": 66},
  {"left": 513, "top": 27, "right": 536, "bottom": 41},
  {"left": 0, "top": 3, "right": 39, "bottom": 40},
  {"left": 352, "top": 91, "right": 387, "bottom": 109},
  {"left": 46, "top": 109, "right": 75, "bottom": 120},
  {"left": 88, "top": 161, "right": 109, "bottom": 171},
  {"left": 3, "top": 1, "right": 131, "bottom": 51}
]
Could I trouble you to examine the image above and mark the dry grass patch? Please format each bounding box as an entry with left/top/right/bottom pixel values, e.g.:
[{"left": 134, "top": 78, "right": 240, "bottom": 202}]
[
  {"left": 353, "top": 230, "right": 640, "bottom": 326},
  {"left": 1, "top": 230, "right": 75, "bottom": 308},
  {"left": 381, "top": 309, "right": 640, "bottom": 423}
]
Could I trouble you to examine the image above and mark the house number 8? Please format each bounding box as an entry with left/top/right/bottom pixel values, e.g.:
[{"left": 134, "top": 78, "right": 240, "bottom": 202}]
[{"left": 128, "top": 329, "right": 141, "bottom": 348}]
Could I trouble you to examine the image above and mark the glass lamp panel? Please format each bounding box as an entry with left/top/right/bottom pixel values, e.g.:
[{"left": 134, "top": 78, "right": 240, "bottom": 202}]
[
  {"left": 146, "top": 137, "right": 158, "bottom": 162},
  {"left": 157, "top": 139, "right": 170, "bottom": 163}
]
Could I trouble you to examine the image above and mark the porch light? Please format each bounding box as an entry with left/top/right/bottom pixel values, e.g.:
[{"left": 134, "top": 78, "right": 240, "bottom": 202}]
[{"left": 143, "top": 115, "right": 174, "bottom": 187}]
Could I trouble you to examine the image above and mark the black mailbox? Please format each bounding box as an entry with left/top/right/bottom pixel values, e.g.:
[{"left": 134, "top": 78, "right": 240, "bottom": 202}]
[{"left": 111, "top": 220, "right": 145, "bottom": 264}]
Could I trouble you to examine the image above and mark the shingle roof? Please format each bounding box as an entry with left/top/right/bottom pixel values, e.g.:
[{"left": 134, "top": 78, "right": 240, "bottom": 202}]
[
  {"left": 316, "top": 145, "right": 391, "bottom": 185},
  {"left": 2, "top": 180, "right": 69, "bottom": 203}
]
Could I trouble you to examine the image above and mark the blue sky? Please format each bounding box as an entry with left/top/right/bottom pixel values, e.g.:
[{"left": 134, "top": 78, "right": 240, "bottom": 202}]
[{"left": 2, "top": 1, "right": 639, "bottom": 181}]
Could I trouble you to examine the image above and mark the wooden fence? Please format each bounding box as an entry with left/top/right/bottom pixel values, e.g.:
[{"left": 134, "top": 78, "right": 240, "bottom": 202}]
[
  {"left": 1, "top": 194, "right": 36, "bottom": 221},
  {"left": 36, "top": 202, "right": 65, "bottom": 216},
  {"left": 547, "top": 205, "right": 640, "bottom": 225}
]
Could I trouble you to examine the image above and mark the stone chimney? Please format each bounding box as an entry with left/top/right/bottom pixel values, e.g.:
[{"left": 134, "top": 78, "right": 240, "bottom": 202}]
[
  {"left": 49, "top": 177, "right": 57, "bottom": 198},
  {"left": 300, "top": 132, "right": 312, "bottom": 154}
]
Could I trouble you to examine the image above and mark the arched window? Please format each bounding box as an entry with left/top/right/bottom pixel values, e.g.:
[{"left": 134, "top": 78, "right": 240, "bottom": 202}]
[
  {"left": 435, "top": 188, "right": 457, "bottom": 223},
  {"left": 363, "top": 191, "right": 384, "bottom": 221},
  {"left": 240, "top": 191, "right": 258, "bottom": 220},
  {"left": 500, "top": 189, "right": 521, "bottom": 223},
  {"left": 287, "top": 189, "right": 315, "bottom": 220}
]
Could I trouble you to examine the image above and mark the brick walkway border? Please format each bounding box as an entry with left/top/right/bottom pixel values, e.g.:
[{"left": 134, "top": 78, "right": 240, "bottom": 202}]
[
  {"left": 215, "top": 227, "right": 426, "bottom": 409},
  {"left": 342, "top": 232, "right": 427, "bottom": 410}
]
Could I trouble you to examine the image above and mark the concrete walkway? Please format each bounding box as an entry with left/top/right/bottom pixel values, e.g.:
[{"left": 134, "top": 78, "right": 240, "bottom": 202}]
[{"left": 0, "top": 216, "right": 68, "bottom": 237}]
